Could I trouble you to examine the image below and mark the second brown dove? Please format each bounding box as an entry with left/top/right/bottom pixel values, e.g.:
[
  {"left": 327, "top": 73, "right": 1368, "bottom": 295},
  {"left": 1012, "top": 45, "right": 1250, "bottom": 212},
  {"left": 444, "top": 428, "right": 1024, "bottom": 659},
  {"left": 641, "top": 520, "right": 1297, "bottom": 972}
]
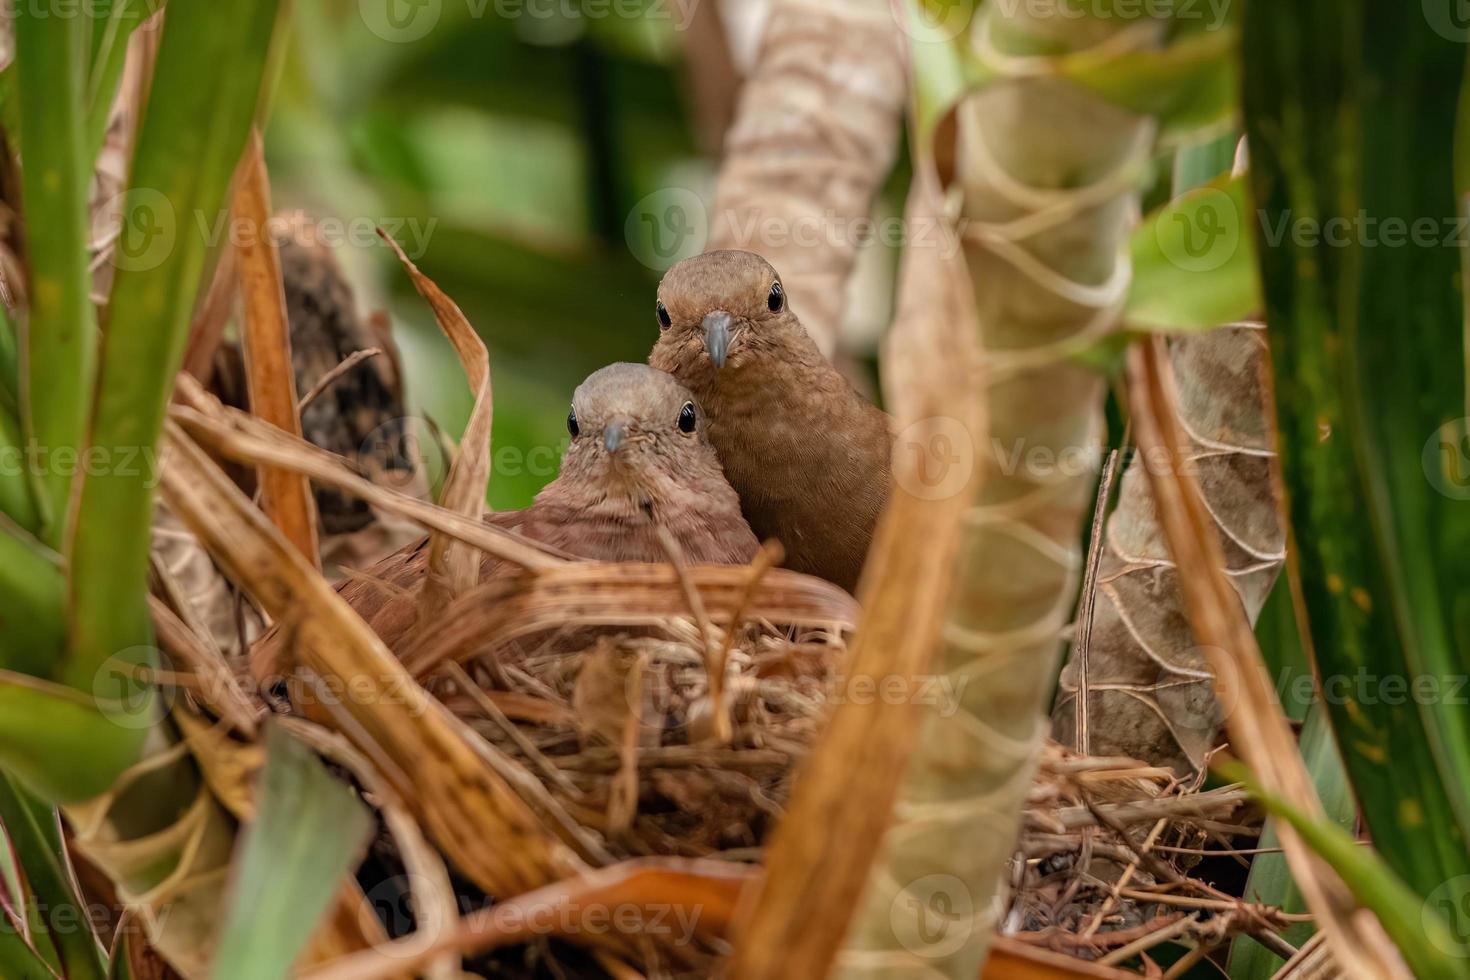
[
  {"left": 257, "top": 363, "right": 759, "bottom": 665},
  {"left": 649, "top": 250, "right": 891, "bottom": 593}
]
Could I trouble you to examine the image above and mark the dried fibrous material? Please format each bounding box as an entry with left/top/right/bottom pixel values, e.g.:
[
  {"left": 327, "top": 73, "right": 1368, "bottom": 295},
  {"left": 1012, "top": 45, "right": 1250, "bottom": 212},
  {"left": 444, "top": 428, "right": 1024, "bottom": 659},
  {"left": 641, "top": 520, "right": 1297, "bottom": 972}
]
[
  {"left": 1054, "top": 324, "right": 1286, "bottom": 774},
  {"left": 1007, "top": 744, "right": 1290, "bottom": 964}
]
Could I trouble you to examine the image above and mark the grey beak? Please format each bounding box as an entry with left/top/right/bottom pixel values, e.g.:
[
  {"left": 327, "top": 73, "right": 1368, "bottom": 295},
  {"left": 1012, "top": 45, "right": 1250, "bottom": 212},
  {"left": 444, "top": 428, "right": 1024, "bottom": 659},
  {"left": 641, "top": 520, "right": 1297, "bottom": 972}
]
[
  {"left": 701, "top": 310, "right": 733, "bottom": 369},
  {"left": 603, "top": 420, "right": 628, "bottom": 453}
]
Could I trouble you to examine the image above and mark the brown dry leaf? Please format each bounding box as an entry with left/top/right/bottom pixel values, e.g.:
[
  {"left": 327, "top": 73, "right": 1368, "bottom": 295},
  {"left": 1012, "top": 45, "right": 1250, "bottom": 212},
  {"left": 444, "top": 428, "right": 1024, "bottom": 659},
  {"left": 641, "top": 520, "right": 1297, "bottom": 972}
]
[
  {"left": 160, "top": 422, "right": 586, "bottom": 900},
  {"left": 727, "top": 166, "right": 985, "bottom": 979},
  {"left": 376, "top": 229, "right": 492, "bottom": 620},
  {"left": 1054, "top": 324, "right": 1286, "bottom": 773},
  {"left": 180, "top": 240, "right": 238, "bottom": 384},
  {"left": 234, "top": 128, "right": 320, "bottom": 571},
  {"left": 172, "top": 706, "right": 263, "bottom": 822},
  {"left": 1127, "top": 338, "right": 1405, "bottom": 979},
  {"left": 299, "top": 858, "right": 756, "bottom": 980},
  {"left": 296, "top": 858, "right": 1132, "bottom": 980},
  {"left": 151, "top": 500, "right": 267, "bottom": 656},
  {"left": 987, "top": 938, "right": 1141, "bottom": 980}
]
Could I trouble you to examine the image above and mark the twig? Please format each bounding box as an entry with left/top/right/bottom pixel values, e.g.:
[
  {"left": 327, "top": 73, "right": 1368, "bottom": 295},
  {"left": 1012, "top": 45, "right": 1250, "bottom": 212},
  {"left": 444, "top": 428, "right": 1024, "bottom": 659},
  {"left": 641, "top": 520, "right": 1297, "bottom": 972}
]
[
  {"left": 1097, "top": 913, "right": 1199, "bottom": 966},
  {"left": 655, "top": 526, "right": 728, "bottom": 744},
  {"left": 443, "top": 661, "right": 580, "bottom": 798},
  {"left": 297, "top": 346, "right": 383, "bottom": 413},
  {"left": 1073, "top": 448, "right": 1119, "bottom": 755}
]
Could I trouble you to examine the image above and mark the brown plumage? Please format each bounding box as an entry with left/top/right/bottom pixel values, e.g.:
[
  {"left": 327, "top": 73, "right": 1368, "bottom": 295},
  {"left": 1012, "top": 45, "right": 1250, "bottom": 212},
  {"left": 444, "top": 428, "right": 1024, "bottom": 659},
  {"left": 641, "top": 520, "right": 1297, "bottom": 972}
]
[
  {"left": 282, "top": 363, "right": 760, "bottom": 661},
  {"left": 649, "top": 250, "right": 891, "bottom": 593}
]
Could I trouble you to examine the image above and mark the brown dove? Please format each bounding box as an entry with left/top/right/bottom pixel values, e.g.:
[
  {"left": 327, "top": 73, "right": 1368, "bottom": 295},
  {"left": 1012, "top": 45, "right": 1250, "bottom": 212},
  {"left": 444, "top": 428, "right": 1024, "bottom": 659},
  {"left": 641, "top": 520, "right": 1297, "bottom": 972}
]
[
  {"left": 649, "top": 250, "right": 891, "bottom": 593},
  {"left": 262, "top": 363, "right": 761, "bottom": 665}
]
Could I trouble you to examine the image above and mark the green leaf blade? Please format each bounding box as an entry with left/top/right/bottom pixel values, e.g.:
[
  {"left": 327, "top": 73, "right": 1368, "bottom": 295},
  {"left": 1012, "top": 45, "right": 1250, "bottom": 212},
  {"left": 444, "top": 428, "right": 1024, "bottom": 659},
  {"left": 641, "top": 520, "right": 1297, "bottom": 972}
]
[
  {"left": 65, "top": 0, "right": 282, "bottom": 695},
  {"left": 1242, "top": 1, "right": 1470, "bottom": 898},
  {"left": 13, "top": 0, "right": 99, "bottom": 549},
  {"left": 213, "top": 723, "right": 372, "bottom": 980}
]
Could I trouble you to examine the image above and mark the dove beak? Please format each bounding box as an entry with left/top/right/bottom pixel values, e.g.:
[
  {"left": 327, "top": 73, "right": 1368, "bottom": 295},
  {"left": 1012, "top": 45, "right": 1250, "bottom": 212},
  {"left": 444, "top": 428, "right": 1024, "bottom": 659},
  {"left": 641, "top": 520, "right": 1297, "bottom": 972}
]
[
  {"left": 701, "top": 310, "right": 733, "bottom": 369},
  {"left": 603, "top": 420, "right": 629, "bottom": 454}
]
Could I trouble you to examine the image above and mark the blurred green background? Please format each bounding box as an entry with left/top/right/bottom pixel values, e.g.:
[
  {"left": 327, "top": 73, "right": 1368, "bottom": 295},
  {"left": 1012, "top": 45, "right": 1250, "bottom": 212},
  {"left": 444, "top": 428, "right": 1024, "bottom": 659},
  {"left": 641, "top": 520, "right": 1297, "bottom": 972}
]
[{"left": 265, "top": 0, "right": 728, "bottom": 508}]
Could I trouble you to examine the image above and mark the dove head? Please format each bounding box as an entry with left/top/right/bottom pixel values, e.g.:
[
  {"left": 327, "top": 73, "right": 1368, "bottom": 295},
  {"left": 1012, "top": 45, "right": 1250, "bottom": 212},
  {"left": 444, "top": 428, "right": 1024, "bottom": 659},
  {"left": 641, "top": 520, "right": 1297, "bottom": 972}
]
[
  {"left": 650, "top": 250, "right": 809, "bottom": 379},
  {"left": 556, "top": 363, "right": 720, "bottom": 504}
]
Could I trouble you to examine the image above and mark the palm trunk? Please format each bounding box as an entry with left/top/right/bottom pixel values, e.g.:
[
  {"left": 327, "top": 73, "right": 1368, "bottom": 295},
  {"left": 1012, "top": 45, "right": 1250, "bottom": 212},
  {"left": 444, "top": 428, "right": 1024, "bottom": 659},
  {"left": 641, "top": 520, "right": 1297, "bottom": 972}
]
[
  {"left": 838, "top": 8, "right": 1160, "bottom": 976},
  {"left": 706, "top": 0, "right": 905, "bottom": 356}
]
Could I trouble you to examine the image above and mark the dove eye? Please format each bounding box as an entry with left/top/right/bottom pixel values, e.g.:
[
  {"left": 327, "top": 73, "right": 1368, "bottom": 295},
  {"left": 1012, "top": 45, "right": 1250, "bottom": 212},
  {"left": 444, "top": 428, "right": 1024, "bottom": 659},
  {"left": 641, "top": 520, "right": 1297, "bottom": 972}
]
[
  {"left": 677, "top": 402, "right": 697, "bottom": 433},
  {"left": 567, "top": 407, "right": 580, "bottom": 437},
  {"left": 767, "top": 281, "right": 784, "bottom": 313},
  {"left": 656, "top": 301, "right": 672, "bottom": 330}
]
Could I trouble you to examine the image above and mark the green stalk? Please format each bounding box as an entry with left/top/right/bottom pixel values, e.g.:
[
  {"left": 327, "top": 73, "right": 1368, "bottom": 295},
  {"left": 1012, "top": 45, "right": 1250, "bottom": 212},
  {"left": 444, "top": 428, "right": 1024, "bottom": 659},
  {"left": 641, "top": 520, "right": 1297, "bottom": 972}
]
[
  {"left": 0, "top": 299, "right": 18, "bottom": 417},
  {"left": 65, "top": 0, "right": 283, "bottom": 693},
  {"left": 0, "top": 410, "right": 40, "bottom": 535},
  {"left": 1243, "top": 2, "right": 1470, "bottom": 895},
  {"left": 0, "top": 529, "right": 63, "bottom": 678},
  {"left": 13, "top": 0, "right": 98, "bottom": 550},
  {"left": 1224, "top": 762, "right": 1463, "bottom": 980}
]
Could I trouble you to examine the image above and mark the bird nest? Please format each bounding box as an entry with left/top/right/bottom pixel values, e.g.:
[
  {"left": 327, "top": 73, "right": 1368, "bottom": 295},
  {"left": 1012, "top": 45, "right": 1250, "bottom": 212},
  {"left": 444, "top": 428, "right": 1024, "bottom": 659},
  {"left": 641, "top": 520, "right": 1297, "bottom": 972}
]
[
  {"left": 383, "top": 613, "right": 1282, "bottom": 976},
  {"left": 433, "top": 624, "right": 844, "bottom": 862}
]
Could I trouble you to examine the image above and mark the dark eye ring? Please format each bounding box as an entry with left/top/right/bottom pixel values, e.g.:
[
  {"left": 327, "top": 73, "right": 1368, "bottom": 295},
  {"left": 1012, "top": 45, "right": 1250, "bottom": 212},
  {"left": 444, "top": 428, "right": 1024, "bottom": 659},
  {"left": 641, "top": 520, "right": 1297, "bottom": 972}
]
[
  {"left": 656, "top": 301, "right": 672, "bottom": 330},
  {"left": 677, "top": 401, "right": 697, "bottom": 433},
  {"left": 567, "top": 407, "right": 580, "bottom": 437},
  {"left": 767, "top": 281, "right": 784, "bottom": 313}
]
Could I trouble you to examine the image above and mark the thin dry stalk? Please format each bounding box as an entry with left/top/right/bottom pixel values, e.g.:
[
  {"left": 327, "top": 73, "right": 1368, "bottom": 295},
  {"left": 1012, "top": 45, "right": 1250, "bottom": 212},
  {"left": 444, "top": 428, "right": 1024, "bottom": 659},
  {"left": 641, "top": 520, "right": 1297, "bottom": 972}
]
[
  {"left": 296, "top": 346, "right": 383, "bottom": 413},
  {"left": 167, "top": 381, "right": 561, "bottom": 570},
  {"left": 655, "top": 525, "right": 729, "bottom": 744}
]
